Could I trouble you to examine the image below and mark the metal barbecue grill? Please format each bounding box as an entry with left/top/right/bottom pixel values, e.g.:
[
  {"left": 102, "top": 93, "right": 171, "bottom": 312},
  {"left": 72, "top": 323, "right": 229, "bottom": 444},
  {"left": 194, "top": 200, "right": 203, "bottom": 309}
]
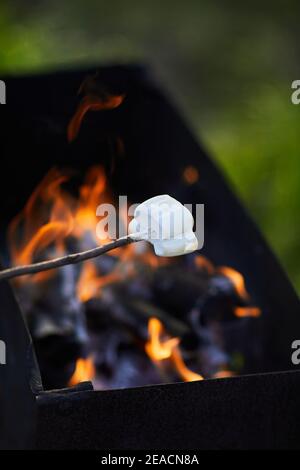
[{"left": 0, "top": 64, "right": 299, "bottom": 449}]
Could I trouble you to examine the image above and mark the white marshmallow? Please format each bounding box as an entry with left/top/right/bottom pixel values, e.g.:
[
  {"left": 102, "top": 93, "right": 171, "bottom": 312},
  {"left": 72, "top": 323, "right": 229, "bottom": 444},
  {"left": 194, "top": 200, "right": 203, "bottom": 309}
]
[{"left": 128, "top": 194, "right": 198, "bottom": 257}]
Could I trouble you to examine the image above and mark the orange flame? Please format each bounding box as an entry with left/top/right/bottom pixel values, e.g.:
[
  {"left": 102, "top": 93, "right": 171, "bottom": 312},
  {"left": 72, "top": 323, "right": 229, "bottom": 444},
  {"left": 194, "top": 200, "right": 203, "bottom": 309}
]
[
  {"left": 171, "top": 348, "right": 204, "bottom": 382},
  {"left": 68, "top": 94, "right": 125, "bottom": 142},
  {"left": 68, "top": 357, "right": 96, "bottom": 386},
  {"left": 145, "top": 318, "right": 203, "bottom": 382},
  {"left": 8, "top": 169, "right": 74, "bottom": 282},
  {"left": 217, "top": 267, "right": 262, "bottom": 318},
  {"left": 145, "top": 318, "right": 180, "bottom": 361},
  {"left": 217, "top": 266, "right": 250, "bottom": 300},
  {"left": 213, "top": 370, "right": 235, "bottom": 379},
  {"left": 234, "top": 307, "right": 261, "bottom": 318},
  {"left": 73, "top": 165, "right": 111, "bottom": 241},
  {"left": 8, "top": 165, "right": 112, "bottom": 283},
  {"left": 76, "top": 240, "right": 170, "bottom": 303},
  {"left": 194, "top": 255, "right": 215, "bottom": 274},
  {"left": 77, "top": 261, "right": 120, "bottom": 302}
]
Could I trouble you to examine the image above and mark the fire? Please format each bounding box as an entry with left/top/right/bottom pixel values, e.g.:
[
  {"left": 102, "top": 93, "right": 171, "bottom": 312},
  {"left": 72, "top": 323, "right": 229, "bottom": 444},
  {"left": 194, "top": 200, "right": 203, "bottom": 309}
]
[
  {"left": 77, "top": 261, "right": 120, "bottom": 302},
  {"left": 8, "top": 162, "right": 169, "bottom": 301},
  {"left": 217, "top": 266, "right": 261, "bottom": 318},
  {"left": 195, "top": 259, "right": 261, "bottom": 318},
  {"left": 68, "top": 93, "right": 125, "bottom": 142},
  {"left": 73, "top": 165, "right": 111, "bottom": 241},
  {"left": 8, "top": 169, "right": 74, "bottom": 282},
  {"left": 8, "top": 165, "right": 112, "bottom": 283},
  {"left": 7, "top": 153, "right": 261, "bottom": 388},
  {"left": 68, "top": 357, "right": 96, "bottom": 386},
  {"left": 234, "top": 307, "right": 261, "bottom": 318},
  {"left": 145, "top": 318, "right": 180, "bottom": 361},
  {"left": 213, "top": 370, "right": 235, "bottom": 379},
  {"left": 217, "top": 266, "right": 250, "bottom": 300},
  {"left": 6, "top": 73, "right": 263, "bottom": 390},
  {"left": 171, "top": 348, "right": 204, "bottom": 382},
  {"left": 194, "top": 255, "right": 215, "bottom": 274},
  {"left": 145, "top": 318, "right": 203, "bottom": 382}
]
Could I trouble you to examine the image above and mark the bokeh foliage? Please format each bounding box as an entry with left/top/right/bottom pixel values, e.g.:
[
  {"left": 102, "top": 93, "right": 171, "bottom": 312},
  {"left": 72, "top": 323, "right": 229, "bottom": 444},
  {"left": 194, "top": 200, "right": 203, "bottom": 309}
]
[{"left": 1, "top": 0, "right": 299, "bottom": 291}]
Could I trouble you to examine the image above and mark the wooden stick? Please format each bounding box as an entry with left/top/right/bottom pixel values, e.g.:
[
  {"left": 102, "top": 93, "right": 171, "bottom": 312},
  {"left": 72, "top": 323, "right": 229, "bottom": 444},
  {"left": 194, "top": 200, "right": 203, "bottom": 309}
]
[{"left": 0, "top": 236, "right": 137, "bottom": 282}]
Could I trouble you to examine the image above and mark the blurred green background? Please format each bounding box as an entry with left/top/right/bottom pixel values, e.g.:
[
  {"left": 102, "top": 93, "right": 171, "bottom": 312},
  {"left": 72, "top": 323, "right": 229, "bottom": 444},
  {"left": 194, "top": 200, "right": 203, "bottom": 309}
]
[{"left": 1, "top": 0, "right": 299, "bottom": 291}]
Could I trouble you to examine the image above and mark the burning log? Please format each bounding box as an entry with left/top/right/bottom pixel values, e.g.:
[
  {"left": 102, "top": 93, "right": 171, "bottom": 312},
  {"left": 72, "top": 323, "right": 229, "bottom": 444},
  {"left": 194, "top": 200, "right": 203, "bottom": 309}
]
[
  {"left": 12, "top": 244, "right": 89, "bottom": 388},
  {"left": 194, "top": 273, "right": 256, "bottom": 325},
  {"left": 151, "top": 264, "right": 211, "bottom": 318},
  {"left": 85, "top": 282, "right": 190, "bottom": 340}
]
